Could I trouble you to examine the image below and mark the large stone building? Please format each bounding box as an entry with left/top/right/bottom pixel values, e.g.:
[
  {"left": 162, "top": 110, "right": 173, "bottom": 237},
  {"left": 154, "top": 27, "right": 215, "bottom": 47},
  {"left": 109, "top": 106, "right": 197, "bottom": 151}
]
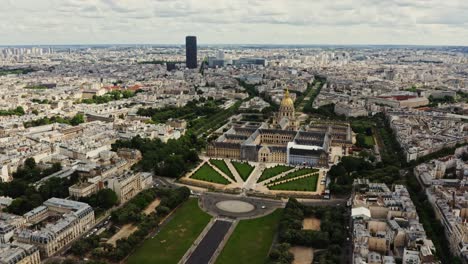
[
  {"left": 15, "top": 198, "right": 94, "bottom": 258},
  {"left": 207, "top": 90, "right": 352, "bottom": 167}
]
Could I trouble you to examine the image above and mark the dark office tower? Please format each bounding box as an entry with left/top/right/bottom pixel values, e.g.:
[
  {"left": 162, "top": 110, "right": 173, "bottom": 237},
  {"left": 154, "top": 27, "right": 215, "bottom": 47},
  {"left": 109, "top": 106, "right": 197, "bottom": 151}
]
[{"left": 185, "top": 36, "right": 197, "bottom": 69}]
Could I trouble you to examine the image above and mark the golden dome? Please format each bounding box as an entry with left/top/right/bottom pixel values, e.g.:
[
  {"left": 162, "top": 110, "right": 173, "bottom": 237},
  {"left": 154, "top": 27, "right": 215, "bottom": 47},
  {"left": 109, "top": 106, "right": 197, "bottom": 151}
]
[{"left": 280, "top": 89, "right": 294, "bottom": 108}]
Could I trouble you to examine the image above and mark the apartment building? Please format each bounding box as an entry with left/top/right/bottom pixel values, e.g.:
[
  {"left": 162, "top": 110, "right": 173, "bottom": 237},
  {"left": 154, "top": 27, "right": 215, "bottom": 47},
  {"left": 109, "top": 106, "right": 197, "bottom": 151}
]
[
  {"left": 0, "top": 242, "right": 40, "bottom": 264},
  {"left": 352, "top": 181, "right": 436, "bottom": 264},
  {"left": 15, "top": 198, "right": 94, "bottom": 258},
  {"left": 105, "top": 172, "right": 153, "bottom": 203}
]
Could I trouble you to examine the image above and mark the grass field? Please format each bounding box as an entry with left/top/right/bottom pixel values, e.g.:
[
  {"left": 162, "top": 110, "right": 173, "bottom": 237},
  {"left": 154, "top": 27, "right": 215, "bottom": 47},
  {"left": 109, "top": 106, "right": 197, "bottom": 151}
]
[
  {"left": 364, "top": 135, "right": 375, "bottom": 146},
  {"left": 267, "top": 168, "right": 319, "bottom": 185},
  {"left": 268, "top": 174, "right": 319, "bottom": 192},
  {"left": 209, "top": 159, "right": 235, "bottom": 181},
  {"left": 258, "top": 165, "right": 294, "bottom": 182},
  {"left": 231, "top": 161, "right": 254, "bottom": 181},
  {"left": 191, "top": 163, "right": 231, "bottom": 184},
  {"left": 127, "top": 199, "right": 211, "bottom": 264},
  {"left": 216, "top": 210, "right": 282, "bottom": 264}
]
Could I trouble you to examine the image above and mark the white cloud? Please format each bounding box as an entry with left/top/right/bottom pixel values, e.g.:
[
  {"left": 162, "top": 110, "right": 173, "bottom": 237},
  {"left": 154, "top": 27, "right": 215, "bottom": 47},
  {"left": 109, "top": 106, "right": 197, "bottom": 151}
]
[{"left": 0, "top": 0, "right": 466, "bottom": 45}]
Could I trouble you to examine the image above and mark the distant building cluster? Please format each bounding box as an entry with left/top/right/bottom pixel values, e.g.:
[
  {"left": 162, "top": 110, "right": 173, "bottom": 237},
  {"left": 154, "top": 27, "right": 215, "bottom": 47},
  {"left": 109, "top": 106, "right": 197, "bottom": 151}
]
[
  {"left": 387, "top": 109, "right": 468, "bottom": 162},
  {"left": 1, "top": 47, "right": 54, "bottom": 62}
]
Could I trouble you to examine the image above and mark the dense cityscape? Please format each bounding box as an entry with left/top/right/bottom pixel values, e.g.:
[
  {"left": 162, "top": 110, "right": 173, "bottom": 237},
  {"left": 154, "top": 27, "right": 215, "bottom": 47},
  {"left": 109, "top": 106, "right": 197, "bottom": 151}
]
[{"left": 0, "top": 20, "right": 468, "bottom": 264}]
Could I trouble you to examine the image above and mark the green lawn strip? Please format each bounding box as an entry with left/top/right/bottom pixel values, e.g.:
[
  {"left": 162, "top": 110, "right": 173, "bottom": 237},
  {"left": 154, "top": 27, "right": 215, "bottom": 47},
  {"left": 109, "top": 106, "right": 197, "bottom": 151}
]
[
  {"left": 216, "top": 209, "right": 283, "bottom": 264},
  {"left": 191, "top": 163, "right": 230, "bottom": 184},
  {"left": 364, "top": 135, "right": 375, "bottom": 146},
  {"left": 267, "top": 168, "right": 319, "bottom": 185},
  {"left": 258, "top": 165, "right": 295, "bottom": 182},
  {"left": 268, "top": 174, "right": 319, "bottom": 192},
  {"left": 209, "top": 159, "right": 235, "bottom": 181},
  {"left": 231, "top": 161, "right": 254, "bottom": 181},
  {"left": 127, "top": 199, "right": 212, "bottom": 264}
]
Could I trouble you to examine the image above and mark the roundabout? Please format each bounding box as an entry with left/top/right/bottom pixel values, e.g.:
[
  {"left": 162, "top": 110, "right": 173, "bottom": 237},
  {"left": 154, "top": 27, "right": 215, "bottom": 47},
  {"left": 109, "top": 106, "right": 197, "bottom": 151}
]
[
  {"left": 199, "top": 192, "right": 283, "bottom": 219},
  {"left": 216, "top": 200, "right": 255, "bottom": 213}
]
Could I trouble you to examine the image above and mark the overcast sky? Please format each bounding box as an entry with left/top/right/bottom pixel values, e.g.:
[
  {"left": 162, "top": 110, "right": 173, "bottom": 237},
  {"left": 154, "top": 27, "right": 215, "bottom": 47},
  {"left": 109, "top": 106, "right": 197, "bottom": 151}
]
[{"left": 1, "top": 0, "right": 467, "bottom": 46}]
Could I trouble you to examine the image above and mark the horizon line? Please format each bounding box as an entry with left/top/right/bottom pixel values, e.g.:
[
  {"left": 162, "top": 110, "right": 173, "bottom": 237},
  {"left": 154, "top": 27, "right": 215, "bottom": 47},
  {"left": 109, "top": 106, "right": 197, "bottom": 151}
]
[{"left": 0, "top": 43, "right": 467, "bottom": 48}]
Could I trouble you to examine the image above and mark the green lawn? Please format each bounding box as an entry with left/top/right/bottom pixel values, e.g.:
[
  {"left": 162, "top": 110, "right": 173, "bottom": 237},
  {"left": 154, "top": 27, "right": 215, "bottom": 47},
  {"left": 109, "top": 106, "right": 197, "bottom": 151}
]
[
  {"left": 258, "top": 165, "right": 294, "bottom": 182},
  {"left": 231, "top": 161, "right": 254, "bottom": 181},
  {"left": 216, "top": 210, "right": 282, "bottom": 264},
  {"left": 364, "top": 135, "right": 375, "bottom": 146},
  {"left": 267, "top": 168, "right": 319, "bottom": 185},
  {"left": 268, "top": 174, "right": 319, "bottom": 192},
  {"left": 191, "top": 163, "right": 231, "bottom": 184},
  {"left": 127, "top": 199, "right": 211, "bottom": 264},
  {"left": 209, "top": 159, "right": 235, "bottom": 181}
]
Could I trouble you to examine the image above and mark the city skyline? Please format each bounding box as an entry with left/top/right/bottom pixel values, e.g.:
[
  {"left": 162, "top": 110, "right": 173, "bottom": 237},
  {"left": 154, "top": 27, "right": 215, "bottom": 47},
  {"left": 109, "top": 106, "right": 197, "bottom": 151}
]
[{"left": 1, "top": 0, "right": 468, "bottom": 46}]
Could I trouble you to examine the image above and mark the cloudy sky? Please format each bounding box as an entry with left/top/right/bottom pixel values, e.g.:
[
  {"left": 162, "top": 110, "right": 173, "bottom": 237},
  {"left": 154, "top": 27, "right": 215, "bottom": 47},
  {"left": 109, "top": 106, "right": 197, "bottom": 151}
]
[{"left": 1, "top": 0, "right": 467, "bottom": 45}]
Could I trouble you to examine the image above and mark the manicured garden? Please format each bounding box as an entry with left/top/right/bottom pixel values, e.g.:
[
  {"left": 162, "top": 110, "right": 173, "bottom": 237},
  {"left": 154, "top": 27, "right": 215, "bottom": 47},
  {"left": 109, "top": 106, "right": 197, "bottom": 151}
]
[
  {"left": 209, "top": 159, "right": 235, "bottom": 181},
  {"left": 231, "top": 161, "right": 254, "bottom": 181},
  {"left": 266, "top": 168, "right": 319, "bottom": 185},
  {"left": 127, "top": 199, "right": 212, "bottom": 264},
  {"left": 190, "top": 163, "right": 231, "bottom": 184},
  {"left": 268, "top": 174, "right": 319, "bottom": 192},
  {"left": 258, "top": 165, "right": 294, "bottom": 182},
  {"left": 216, "top": 210, "right": 282, "bottom": 264}
]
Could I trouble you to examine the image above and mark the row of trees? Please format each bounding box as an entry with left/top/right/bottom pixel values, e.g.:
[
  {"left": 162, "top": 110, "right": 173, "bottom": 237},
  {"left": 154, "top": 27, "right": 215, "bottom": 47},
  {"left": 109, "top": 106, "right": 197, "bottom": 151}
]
[
  {"left": 23, "top": 113, "right": 85, "bottom": 128},
  {"left": 80, "top": 189, "right": 119, "bottom": 216},
  {"left": 190, "top": 100, "right": 242, "bottom": 136},
  {"left": 302, "top": 77, "right": 326, "bottom": 113},
  {"left": 327, "top": 156, "right": 373, "bottom": 195},
  {"left": 137, "top": 99, "right": 220, "bottom": 124},
  {"left": 31, "top": 98, "right": 51, "bottom": 104},
  {"left": 111, "top": 188, "right": 160, "bottom": 225},
  {"left": 268, "top": 243, "right": 294, "bottom": 264},
  {"left": 111, "top": 133, "right": 203, "bottom": 178},
  {"left": 0, "top": 106, "right": 25, "bottom": 116},
  {"left": 0, "top": 68, "right": 35, "bottom": 76},
  {"left": 304, "top": 103, "right": 336, "bottom": 118},
  {"left": 70, "top": 187, "right": 191, "bottom": 262},
  {"left": 81, "top": 90, "right": 137, "bottom": 104},
  {"left": 0, "top": 158, "right": 78, "bottom": 215},
  {"left": 428, "top": 95, "right": 456, "bottom": 106}
]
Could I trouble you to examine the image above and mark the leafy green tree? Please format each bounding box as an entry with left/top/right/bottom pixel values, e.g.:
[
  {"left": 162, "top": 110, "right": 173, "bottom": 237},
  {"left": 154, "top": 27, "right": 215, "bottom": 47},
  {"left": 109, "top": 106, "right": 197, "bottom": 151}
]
[
  {"left": 97, "top": 189, "right": 119, "bottom": 208},
  {"left": 7, "top": 197, "right": 34, "bottom": 215},
  {"left": 15, "top": 106, "right": 25, "bottom": 115},
  {"left": 24, "top": 158, "right": 36, "bottom": 169},
  {"left": 70, "top": 113, "right": 85, "bottom": 126}
]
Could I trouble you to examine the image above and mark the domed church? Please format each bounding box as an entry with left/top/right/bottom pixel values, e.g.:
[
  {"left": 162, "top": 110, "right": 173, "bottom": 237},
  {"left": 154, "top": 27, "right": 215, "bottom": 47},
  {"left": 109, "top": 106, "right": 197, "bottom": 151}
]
[
  {"left": 272, "top": 89, "right": 299, "bottom": 130},
  {"left": 206, "top": 87, "right": 353, "bottom": 167}
]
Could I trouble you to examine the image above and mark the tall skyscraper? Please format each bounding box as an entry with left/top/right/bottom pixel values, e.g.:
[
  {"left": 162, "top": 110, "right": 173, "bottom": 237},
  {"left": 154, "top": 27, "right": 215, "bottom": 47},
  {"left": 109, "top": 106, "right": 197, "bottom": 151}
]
[{"left": 185, "top": 36, "right": 197, "bottom": 69}]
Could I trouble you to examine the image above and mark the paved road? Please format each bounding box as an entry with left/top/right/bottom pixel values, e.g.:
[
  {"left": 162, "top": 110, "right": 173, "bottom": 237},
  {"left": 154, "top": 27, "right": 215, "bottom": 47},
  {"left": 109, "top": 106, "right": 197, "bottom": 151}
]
[
  {"left": 200, "top": 192, "right": 347, "bottom": 220},
  {"left": 185, "top": 220, "right": 233, "bottom": 264}
]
